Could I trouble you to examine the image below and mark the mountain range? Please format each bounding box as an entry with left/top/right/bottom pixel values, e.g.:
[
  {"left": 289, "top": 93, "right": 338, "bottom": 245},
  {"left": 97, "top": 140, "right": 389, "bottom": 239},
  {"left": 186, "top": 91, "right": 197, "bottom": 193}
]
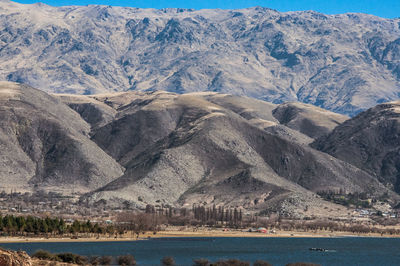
[
  {"left": 0, "top": 1, "right": 400, "bottom": 116},
  {"left": 1, "top": 1, "right": 400, "bottom": 217},
  {"left": 1, "top": 81, "right": 399, "bottom": 218}
]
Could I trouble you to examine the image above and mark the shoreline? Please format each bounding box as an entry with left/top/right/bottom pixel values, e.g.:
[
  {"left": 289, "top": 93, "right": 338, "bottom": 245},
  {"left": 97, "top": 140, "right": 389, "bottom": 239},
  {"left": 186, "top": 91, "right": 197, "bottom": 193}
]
[{"left": 0, "top": 229, "right": 399, "bottom": 243}]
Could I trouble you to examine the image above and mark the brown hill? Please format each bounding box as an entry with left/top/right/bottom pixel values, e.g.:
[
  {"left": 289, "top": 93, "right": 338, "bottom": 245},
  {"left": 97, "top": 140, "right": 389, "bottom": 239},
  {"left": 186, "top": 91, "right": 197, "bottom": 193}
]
[
  {"left": 313, "top": 102, "right": 400, "bottom": 193},
  {"left": 0, "top": 82, "right": 123, "bottom": 192},
  {"left": 0, "top": 82, "right": 397, "bottom": 217},
  {"left": 272, "top": 102, "right": 348, "bottom": 139},
  {"left": 59, "top": 90, "right": 395, "bottom": 215}
]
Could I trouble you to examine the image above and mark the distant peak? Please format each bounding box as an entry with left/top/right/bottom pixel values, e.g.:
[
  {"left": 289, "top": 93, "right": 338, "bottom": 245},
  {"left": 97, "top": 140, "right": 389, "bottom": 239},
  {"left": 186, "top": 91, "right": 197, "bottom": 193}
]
[
  {"left": 33, "top": 2, "right": 50, "bottom": 7},
  {"left": 160, "top": 8, "right": 195, "bottom": 13},
  {"left": 244, "top": 6, "right": 278, "bottom": 13}
]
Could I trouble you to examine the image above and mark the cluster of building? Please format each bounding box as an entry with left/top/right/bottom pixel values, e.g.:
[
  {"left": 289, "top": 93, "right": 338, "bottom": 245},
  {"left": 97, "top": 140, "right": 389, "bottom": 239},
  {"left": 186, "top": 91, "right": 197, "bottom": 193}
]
[{"left": 0, "top": 190, "right": 121, "bottom": 222}]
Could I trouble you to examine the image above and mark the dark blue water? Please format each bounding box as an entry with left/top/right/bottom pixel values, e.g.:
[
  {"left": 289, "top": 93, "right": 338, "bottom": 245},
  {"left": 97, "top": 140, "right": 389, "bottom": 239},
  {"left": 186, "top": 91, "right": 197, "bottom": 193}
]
[{"left": 1, "top": 237, "right": 400, "bottom": 266}]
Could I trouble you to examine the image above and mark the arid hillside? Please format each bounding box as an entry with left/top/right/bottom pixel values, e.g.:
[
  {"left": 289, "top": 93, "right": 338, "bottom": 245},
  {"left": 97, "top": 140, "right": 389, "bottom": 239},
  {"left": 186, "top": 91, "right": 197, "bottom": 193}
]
[
  {"left": 1, "top": 82, "right": 398, "bottom": 218},
  {"left": 313, "top": 101, "right": 400, "bottom": 194}
]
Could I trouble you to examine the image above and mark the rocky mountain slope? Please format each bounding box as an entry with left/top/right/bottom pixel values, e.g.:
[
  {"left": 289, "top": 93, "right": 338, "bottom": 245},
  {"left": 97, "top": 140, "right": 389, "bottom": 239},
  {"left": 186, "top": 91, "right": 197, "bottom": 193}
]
[
  {"left": 55, "top": 85, "right": 397, "bottom": 214},
  {"left": 0, "top": 1, "right": 400, "bottom": 116},
  {"left": 1, "top": 81, "right": 398, "bottom": 216},
  {"left": 313, "top": 101, "right": 400, "bottom": 194},
  {"left": 0, "top": 82, "right": 124, "bottom": 192},
  {"left": 272, "top": 102, "right": 347, "bottom": 139}
]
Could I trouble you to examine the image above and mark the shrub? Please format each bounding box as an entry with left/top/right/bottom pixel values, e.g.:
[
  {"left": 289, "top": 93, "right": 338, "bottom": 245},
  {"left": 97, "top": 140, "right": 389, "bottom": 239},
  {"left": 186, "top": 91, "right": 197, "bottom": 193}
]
[
  {"left": 161, "top": 256, "right": 176, "bottom": 266},
  {"left": 254, "top": 260, "right": 273, "bottom": 266},
  {"left": 32, "top": 250, "right": 87, "bottom": 265},
  {"left": 193, "top": 258, "right": 210, "bottom": 266},
  {"left": 213, "top": 259, "right": 250, "bottom": 266},
  {"left": 98, "top": 256, "right": 113, "bottom": 265},
  {"left": 56, "top": 252, "right": 87, "bottom": 265},
  {"left": 117, "top": 254, "right": 136, "bottom": 265},
  {"left": 31, "top": 249, "right": 59, "bottom": 261}
]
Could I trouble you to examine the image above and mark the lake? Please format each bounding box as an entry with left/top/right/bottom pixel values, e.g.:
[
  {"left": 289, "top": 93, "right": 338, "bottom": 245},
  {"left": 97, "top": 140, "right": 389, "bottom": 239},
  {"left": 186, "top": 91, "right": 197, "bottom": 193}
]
[{"left": 1, "top": 237, "right": 400, "bottom": 265}]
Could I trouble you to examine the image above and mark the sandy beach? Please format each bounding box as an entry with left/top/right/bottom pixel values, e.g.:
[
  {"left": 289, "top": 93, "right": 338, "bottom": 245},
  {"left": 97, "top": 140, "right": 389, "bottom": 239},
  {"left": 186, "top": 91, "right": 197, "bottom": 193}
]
[{"left": 0, "top": 228, "right": 399, "bottom": 243}]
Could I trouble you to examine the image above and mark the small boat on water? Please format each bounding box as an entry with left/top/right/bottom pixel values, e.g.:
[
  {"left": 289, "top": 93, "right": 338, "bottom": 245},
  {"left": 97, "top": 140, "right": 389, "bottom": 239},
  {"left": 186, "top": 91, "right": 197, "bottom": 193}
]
[{"left": 309, "top": 247, "right": 327, "bottom": 252}]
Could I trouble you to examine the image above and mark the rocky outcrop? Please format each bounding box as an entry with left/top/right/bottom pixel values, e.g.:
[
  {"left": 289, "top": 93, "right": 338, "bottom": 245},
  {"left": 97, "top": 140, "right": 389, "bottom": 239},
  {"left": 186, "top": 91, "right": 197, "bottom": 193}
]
[
  {"left": 0, "top": 248, "right": 77, "bottom": 266},
  {"left": 0, "top": 248, "right": 32, "bottom": 266}
]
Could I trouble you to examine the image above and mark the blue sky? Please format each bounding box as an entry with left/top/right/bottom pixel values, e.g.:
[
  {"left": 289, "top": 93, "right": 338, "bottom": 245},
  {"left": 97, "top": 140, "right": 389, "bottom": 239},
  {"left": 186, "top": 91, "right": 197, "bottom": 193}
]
[{"left": 12, "top": 0, "right": 400, "bottom": 19}]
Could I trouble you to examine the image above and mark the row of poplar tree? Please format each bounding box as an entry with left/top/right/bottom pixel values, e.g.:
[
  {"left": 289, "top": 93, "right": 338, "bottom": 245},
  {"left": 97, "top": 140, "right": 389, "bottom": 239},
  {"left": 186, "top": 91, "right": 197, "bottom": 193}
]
[{"left": 0, "top": 215, "right": 111, "bottom": 236}]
